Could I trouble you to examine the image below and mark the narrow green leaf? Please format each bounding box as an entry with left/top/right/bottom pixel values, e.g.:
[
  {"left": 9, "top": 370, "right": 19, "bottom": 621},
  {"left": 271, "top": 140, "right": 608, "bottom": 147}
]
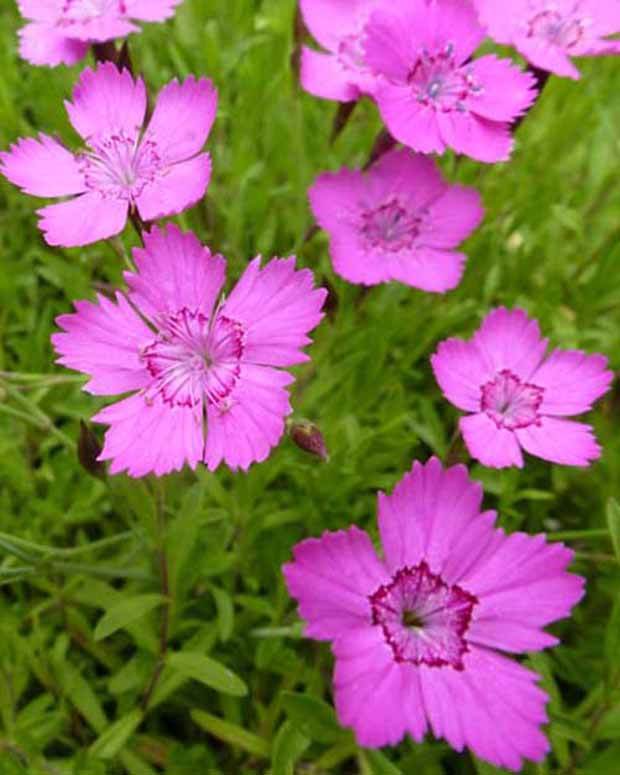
[
  {"left": 94, "top": 594, "right": 164, "bottom": 641},
  {"left": 281, "top": 691, "right": 347, "bottom": 744},
  {"left": 190, "top": 709, "right": 269, "bottom": 758},
  {"left": 272, "top": 720, "right": 309, "bottom": 775},
  {"left": 606, "top": 498, "right": 620, "bottom": 562},
  {"left": 361, "top": 749, "right": 403, "bottom": 775},
  {"left": 168, "top": 651, "right": 247, "bottom": 696},
  {"left": 211, "top": 585, "right": 234, "bottom": 642},
  {"left": 58, "top": 660, "right": 107, "bottom": 733},
  {"left": 90, "top": 708, "right": 143, "bottom": 759}
]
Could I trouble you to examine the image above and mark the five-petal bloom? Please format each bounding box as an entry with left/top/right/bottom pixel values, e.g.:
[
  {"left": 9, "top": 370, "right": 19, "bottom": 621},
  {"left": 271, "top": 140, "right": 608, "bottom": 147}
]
[
  {"left": 299, "top": 0, "right": 382, "bottom": 101},
  {"left": 0, "top": 63, "right": 216, "bottom": 247},
  {"left": 308, "top": 148, "right": 483, "bottom": 291},
  {"left": 363, "top": 0, "right": 538, "bottom": 162},
  {"left": 51, "top": 225, "right": 326, "bottom": 477},
  {"left": 284, "top": 457, "right": 584, "bottom": 770},
  {"left": 475, "top": 0, "right": 620, "bottom": 80},
  {"left": 431, "top": 308, "right": 613, "bottom": 468},
  {"left": 17, "top": 0, "right": 183, "bottom": 67}
]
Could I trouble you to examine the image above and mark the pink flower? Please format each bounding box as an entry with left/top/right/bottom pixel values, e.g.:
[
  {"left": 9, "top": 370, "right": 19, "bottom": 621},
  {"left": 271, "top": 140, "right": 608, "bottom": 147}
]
[
  {"left": 0, "top": 63, "right": 216, "bottom": 248},
  {"left": 431, "top": 308, "right": 613, "bottom": 468},
  {"left": 363, "top": 0, "right": 538, "bottom": 162},
  {"left": 308, "top": 148, "right": 483, "bottom": 291},
  {"left": 283, "top": 457, "right": 584, "bottom": 770},
  {"left": 17, "top": 0, "right": 183, "bottom": 67},
  {"left": 475, "top": 0, "right": 620, "bottom": 80},
  {"left": 51, "top": 225, "right": 327, "bottom": 477},
  {"left": 299, "top": 0, "right": 382, "bottom": 101}
]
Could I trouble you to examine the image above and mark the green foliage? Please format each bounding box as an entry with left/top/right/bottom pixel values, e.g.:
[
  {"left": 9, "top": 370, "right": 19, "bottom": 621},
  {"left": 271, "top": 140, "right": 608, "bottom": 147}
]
[{"left": 1, "top": 0, "right": 620, "bottom": 773}]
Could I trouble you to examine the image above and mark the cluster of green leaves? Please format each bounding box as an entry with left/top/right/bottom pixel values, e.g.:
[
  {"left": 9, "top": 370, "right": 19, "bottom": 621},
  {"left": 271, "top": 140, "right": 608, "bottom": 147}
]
[{"left": 1, "top": 0, "right": 620, "bottom": 773}]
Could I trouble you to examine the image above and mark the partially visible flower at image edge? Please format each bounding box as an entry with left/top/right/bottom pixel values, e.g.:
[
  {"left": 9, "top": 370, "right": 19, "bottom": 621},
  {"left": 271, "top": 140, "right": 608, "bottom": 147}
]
[
  {"left": 308, "top": 147, "right": 483, "bottom": 291},
  {"left": 0, "top": 62, "right": 216, "bottom": 247},
  {"left": 364, "top": 0, "right": 538, "bottom": 162},
  {"left": 431, "top": 307, "right": 613, "bottom": 468},
  {"left": 474, "top": 0, "right": 620, "bottom": 80},
  {"left": 298, "top": 0, "right": 383, "bottom": 101},
  {"left": 51, "top": 224, "right": 327, "bottom": 477},
  {"left": 283, "top": 457, "right": 584, "bottom": 770},
  {"left": 17, "top": 0, "right": 184, "bottom": 67}
]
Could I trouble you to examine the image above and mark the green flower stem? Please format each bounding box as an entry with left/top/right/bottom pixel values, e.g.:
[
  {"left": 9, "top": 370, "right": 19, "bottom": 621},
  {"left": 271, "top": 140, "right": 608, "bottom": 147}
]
[{"left": 0, "top": 379, "right": 76, "bottom": 450}]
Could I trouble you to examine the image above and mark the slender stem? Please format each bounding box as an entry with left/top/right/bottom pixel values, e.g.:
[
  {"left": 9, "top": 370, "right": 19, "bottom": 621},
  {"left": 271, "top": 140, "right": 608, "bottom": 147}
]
[
  {"left": 0, "top": 379, "right": 76, "bottom": 450},
  {"left": 547, "top": 528, "right": 610, "bottom": 542},
  {"left": 141, "top": 482, "right": 170, "bottom": 712},
  {"left": 0, "top": 530, "right": 135, "bottom": 558},
  {"left": 0, "top": 371, "right": 83, "bottom": 385},
  {"left": 129, "top": 208, "right": 147, "bottom": 247}
]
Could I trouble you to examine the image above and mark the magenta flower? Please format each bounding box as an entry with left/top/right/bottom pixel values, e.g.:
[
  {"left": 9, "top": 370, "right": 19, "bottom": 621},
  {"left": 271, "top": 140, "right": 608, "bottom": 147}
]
[
  {"left": 17, "top": 0, "right": 183, "bottom": 67},
  {"left": 299, "top": 0, "right": 382, "bottom": 101},
  {"left": 431, "top": 308, "right": 613, "bottom": 468},
  {"left": 475, "top": 0, "right": 620, "bottom": 80},
  {"left": 0, "top": 63, "right": 216, "bottom": 248},
  {"left": 51, "top": 225, "right": 326, "bottom": 477},
  {"left": 284, "top": 457, "right": 584, "bottom": 770},
  {"left": 308, "top": 148, "right": 483, "bottom": 291},
  {"left": 363, "top": 0, "right": 538, "bottom": 162}
]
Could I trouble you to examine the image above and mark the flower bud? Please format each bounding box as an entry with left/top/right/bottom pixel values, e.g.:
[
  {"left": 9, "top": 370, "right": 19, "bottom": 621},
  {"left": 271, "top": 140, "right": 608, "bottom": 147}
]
[
  {"left": 78, "top": 420, "right": 106, "bottom": 479},
  {"left": 290, "top": 421, "right": 329, "bottom": 462}
]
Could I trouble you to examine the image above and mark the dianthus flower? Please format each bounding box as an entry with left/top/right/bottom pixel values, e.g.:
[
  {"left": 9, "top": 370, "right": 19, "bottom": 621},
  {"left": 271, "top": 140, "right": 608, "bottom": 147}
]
[
  {"left": 308, "top": 148, "right": 483, "bottom": 291},
  {"left": 51, "top": 225, "right": 326, "bottom": 477},
  {"left": 17, "top": 0, "right": 183, "bottom": 67},
  {"left": 284, "top": 457, "right": 584, "bottom": 770},
  {"left": 299, "top": 0, "right": 383, "bottom": 101},
  {"left": 363, "top": 0, "right": 538, "bottom": 162},
  {"left": 0, "top": 63, "right": 216, "bottom": 247},
  {"left": 475, "top": 0, "right": 620, "bottom": 80},
  {"left": 431, "top": 308, "right": 613, "bottom": 468}
]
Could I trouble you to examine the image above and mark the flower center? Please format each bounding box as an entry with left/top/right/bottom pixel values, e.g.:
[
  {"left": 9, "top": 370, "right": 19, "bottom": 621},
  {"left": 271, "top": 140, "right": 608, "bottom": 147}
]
[
  {"left": 61, "top": 0, "right": 125, "bottom": 23},
  {"left": 409, "top": 44, "right": 483, "bottom": 112},
  {"left": 337, "top": 32, "right": 367, "bottom": 71},
  {"left": 528, "top": 10, "right": 586, "bottom": 49},
  {"left": 141, "top": 309, "right": 246, "bottom": 409},
  {"left": 369, "top": 562, "right": 477, "bottom": 669},
  {"left": 481, "top": 369, "right": 544, "bottom": 430},
  {"left": 361, "top": 199, "right": 424, "bottom": 252},
  {"left": 79, "top": 132, "right": 162, "bottom": 202}
]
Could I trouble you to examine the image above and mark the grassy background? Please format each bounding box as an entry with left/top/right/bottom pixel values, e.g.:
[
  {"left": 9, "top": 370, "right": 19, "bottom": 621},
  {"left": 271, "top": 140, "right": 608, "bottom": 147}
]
[{"left": 1, "top": 0, "right": 620, "bottom": 773}]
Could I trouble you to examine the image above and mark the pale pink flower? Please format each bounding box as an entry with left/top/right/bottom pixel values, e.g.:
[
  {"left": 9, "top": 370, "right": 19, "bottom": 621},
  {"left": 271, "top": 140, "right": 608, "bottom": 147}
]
[
  {"left": 284, "top": 457, "right": 584, "bottom": 770},
  {"left": 299, "top": 0, "right": 383, "bottom": 101},
  {"left": 431, "top": 308, "right": 613, "bottom": 468},
  {"left": 0, "top": 63, "right": 216, "bottom": 248},
  {"left": 475, "top": 0, "right": 620, "bottom": 79},
  {"left": 17, "top": 0, "right": 183, "bottom": 67},
  {"left": 364, "top": 0, "right": 538, "bottom": 162},
  {"left": 308, "top": 148, "right": 483, "bottom": 291},
  {"left": 51, "top": 225, "right": 327, "bottom": 477}
]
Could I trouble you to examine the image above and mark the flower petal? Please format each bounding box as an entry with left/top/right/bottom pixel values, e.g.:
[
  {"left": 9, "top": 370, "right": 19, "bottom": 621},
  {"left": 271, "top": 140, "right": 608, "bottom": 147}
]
[
  {"left": 37, "top": 193, "right": 128, "bottom": 247},
  {"left": 300, "top": 46, "right": 363, "bottom": 102},
  {"left": 221, "top": 257, "right": 326, "bottom": 368},
  {"left": 94, "top": 394, "right": 204, "bottom": 478},
  {"left": 378, "top": 457, "right": 484, "bottom": 576},
  {"left": 388, "top": 247, "right": 466, "bottom": 293},
  {"left": 472, "top": 307, "right": 548, "bottom": 381},
  {"left": 464, "top": 531, "right": 584, "bottom": 652},
  {"left": 124, "top": 0, "right": 183, "bottom": 21},
  {"left": 144, "top": 76, "right": 218, "bottom": 164},
  {"left": 135, "top": 153, "right": 211, "bottom": 221},
  {"left": 203, "top": 364, "right": 293, "bottom": 471},
  {"left": 533, "top": 349, "right": 613, "bottom": 416},
  {"left": 467, "top": 55, "right": 538, "bottom": 122},
  {"left": 333, "top": 630, "right": 414, "bottom": 746},
  {"left": 300, "top": 0, "right": 371, "bottom": 52},
  {"left": 66, "top": 63, "right": 147, "bottom": 142},
  {"left": 372, "top": 84, "right": 445, "bottom": 154},
  {"left": 515, "top": 417, "right": 602, "bottom": 467},
  {"left": 436, "top": 110, "right": 514, "bottom": 164},
  {"left": 52, "top": 291, "right": 152, "bottom": 395},
  {"left": 57, "top": 16, "right": 137, "bottom": 42},
  {"left": 126, "top": 224, "right": 226, "bottom": 322},
  {"left": 0, "top": 134, "right": 86, "bottom": 197},
  {"left": 419, "top": 648, "right": 550, "bottom": 771},
  {"left": 18, "top": 22, "right": 88, "bottom": 66},
  {"left": 283, "top": 527, "right": 388, "bottom": 641},
  {"left": 460, "top": 412, "right": 524, "bottom": 468},
  {"left": 431, "top": 337, "right": 490, "bottom": 412}
]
